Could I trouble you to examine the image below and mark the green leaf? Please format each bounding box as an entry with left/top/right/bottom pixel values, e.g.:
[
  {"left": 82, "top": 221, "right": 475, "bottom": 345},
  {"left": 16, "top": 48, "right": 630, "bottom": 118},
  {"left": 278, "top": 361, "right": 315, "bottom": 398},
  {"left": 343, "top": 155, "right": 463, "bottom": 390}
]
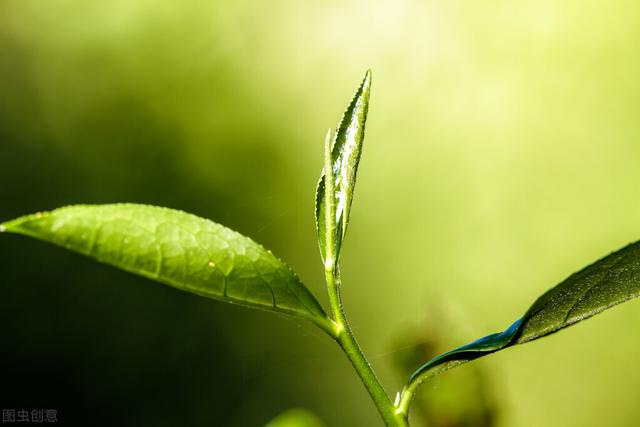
[
  {"left": 316, "top": 69, "right": 372, "bottom": 263},
  {"left": 1, "top": 204, "right": 334, "bottom": 333},
  {"left": 264, "top": 408, "right": 326, "bottom": 427},
  {"left": 406, "top": 240, "right": 640, "bottom": 387}
]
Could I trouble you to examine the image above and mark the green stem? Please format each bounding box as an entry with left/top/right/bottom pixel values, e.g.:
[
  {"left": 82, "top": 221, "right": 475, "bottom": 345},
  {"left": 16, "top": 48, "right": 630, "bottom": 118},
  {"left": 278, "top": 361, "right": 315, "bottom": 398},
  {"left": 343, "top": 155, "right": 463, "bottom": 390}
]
[
  {"left": 321, "top": 129, "right": 407, "bottom": 426},
  {"left": 326, "top": 271, "right": 407, "bottom": 426},
  {"left": 395, "top": 381, "right": 419, "bottom": 422}
]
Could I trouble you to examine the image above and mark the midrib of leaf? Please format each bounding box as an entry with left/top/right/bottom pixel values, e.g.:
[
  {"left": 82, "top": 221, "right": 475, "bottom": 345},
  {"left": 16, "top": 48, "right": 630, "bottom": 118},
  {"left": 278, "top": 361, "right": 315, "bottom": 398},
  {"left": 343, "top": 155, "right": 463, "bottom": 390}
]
[
  {"left": 1, "top": 204, "right": 336, "bottom": 335},
  {"left": 560, "top": 246, "right": 634, "bottom": 324}
]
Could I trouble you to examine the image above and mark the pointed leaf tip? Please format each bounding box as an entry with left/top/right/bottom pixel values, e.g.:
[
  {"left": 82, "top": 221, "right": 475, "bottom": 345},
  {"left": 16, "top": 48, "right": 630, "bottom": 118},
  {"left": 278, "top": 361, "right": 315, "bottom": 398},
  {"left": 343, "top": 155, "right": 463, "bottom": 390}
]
[
  {"left": 2, "top": 204, "right": 335, "bottom": 334},
  {"left": 315, "top": 70, "right": 372, "bottom": 263}
]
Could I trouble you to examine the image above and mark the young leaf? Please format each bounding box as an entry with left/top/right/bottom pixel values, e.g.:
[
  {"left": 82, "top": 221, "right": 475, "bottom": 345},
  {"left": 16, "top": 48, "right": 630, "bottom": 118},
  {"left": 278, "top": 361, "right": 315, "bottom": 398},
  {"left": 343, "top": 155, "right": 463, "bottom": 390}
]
[
  {"left": 1, "top": 204, "right": 335, "bottom": 334},
  {"left": 316, "top": 69, "right": 372, "bottom": 263},
  {"left": 404, "top": 240, "right": 640, "bottom": 392}
]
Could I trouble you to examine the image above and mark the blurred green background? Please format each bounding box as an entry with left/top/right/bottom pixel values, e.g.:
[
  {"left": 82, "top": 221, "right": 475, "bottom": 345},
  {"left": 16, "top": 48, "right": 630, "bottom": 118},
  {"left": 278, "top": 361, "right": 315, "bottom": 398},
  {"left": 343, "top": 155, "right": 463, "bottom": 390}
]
[{"left": 2, "top": 0, "right": 640, "bottom": 426}]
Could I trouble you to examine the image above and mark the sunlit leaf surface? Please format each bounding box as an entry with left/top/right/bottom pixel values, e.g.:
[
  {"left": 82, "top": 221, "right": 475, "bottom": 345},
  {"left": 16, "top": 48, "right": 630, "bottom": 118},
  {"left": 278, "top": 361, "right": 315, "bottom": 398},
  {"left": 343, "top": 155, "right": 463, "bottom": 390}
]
[
  {"left": 316, "top": 70, "right": 371, "bottom": 263},
  {"left": 2, "top": 204, "right": 331, "bottom": 328}
]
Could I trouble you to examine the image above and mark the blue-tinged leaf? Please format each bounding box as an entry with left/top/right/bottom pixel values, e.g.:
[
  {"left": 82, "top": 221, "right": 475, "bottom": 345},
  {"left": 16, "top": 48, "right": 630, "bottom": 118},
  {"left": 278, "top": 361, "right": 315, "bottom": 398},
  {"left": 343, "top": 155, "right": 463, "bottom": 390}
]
[{"left": 406, "top": 240, "right": 640, "bottom": 387}]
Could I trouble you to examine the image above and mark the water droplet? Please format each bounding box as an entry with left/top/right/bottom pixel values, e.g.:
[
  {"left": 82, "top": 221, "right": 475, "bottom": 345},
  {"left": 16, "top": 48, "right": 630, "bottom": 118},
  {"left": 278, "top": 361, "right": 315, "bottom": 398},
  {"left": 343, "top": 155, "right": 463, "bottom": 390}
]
[
  {"left": 208, "top": 261, "right": 216, "bottom": 268},
  {"left": 35, "top": 212, "right": 43, "bottom": 218},
  {"left": 0, "top": 225, "right": 5, "bottom": 233}
]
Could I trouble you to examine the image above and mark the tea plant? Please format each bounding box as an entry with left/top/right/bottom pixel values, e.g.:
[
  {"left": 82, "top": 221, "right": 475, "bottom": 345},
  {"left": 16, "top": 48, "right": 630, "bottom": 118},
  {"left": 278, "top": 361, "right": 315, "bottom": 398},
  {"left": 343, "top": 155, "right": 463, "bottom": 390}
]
[{"left": 3, "top": 71, "right": 640, "bottom": 426}]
